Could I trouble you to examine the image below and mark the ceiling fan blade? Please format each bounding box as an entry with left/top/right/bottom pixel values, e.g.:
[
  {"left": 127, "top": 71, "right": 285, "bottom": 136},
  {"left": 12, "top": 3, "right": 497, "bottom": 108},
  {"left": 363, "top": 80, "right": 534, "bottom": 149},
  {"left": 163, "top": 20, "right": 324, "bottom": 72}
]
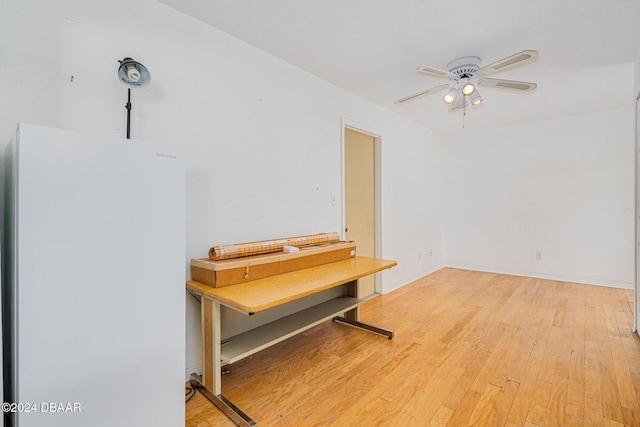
[
  {"left": 394, "top": 84, "right": 449, "bottom": 105},
  {"left": 417, "top": 67, "right": 456, "bottom": 80},
  {"left": 477, "top": 78, "right": 537, "bottom": 92},
  {"left": 475, "top": 50, "right": 539, "bottom": 77}
]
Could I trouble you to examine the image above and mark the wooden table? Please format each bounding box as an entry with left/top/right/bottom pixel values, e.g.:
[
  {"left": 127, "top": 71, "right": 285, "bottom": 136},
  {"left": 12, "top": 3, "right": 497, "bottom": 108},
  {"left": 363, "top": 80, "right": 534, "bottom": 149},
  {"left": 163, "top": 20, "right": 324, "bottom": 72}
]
[{"left": 187, "top": 256, "right": 397, "bottom": 426}]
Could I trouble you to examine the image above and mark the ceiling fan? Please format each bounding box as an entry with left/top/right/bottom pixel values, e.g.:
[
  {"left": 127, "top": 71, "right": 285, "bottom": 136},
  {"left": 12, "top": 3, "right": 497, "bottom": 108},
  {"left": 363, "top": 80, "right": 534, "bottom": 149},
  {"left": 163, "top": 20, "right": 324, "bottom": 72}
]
[{"left": 394, "top": 50, "right": 539, "bottom": 110}]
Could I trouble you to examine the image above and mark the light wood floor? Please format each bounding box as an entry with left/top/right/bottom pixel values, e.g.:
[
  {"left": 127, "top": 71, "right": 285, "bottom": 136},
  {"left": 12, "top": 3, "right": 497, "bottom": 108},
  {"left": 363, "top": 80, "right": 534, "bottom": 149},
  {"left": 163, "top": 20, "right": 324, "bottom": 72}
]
[{"left": 186, "top": 268, "right": 640, "bottom": 426}]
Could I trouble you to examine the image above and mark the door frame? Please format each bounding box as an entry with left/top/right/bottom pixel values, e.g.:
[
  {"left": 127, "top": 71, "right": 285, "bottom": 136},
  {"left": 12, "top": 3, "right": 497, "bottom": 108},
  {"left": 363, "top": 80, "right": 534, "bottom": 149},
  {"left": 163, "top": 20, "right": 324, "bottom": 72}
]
[{"left": 341, "top": 118, "right": 383, "bottom": 293}]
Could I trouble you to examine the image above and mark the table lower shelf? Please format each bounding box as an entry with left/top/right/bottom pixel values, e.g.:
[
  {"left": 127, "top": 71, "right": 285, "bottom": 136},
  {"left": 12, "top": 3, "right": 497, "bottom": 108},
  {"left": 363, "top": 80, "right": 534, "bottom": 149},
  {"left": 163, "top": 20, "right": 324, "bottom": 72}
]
[{"left": 220, "top": 295, "right": 372, "bottom": 364}]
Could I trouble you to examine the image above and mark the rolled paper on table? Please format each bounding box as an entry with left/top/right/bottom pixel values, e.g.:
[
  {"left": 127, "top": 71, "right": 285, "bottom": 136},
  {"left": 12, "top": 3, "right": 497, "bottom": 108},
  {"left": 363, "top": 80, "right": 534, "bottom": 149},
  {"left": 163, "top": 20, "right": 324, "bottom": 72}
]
[{"left": 208, "top": 232, "right": 341, "bottom": 260}]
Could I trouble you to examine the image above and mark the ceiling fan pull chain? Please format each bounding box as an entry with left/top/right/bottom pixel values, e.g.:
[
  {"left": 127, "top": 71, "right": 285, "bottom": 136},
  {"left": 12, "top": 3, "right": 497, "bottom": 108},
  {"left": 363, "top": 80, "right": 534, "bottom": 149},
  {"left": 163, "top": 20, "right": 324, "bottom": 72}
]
[{"left": 462, "top": 104, "right": 466, "bottom": 128}]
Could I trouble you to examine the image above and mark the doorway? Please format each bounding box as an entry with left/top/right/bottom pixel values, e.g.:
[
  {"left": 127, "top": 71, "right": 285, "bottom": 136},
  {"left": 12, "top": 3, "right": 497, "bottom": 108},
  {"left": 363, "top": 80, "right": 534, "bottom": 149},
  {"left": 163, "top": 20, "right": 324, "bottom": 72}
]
[{"left": 343, "top": 125, "right": 381, "bottom": 295}]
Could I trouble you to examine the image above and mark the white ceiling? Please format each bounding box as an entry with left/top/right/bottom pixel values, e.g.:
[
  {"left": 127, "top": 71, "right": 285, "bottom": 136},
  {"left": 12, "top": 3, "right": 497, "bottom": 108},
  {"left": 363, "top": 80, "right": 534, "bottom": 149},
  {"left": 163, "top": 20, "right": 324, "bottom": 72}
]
[{"left": 159, "top": 0, "right": 640, "bottom": 135}]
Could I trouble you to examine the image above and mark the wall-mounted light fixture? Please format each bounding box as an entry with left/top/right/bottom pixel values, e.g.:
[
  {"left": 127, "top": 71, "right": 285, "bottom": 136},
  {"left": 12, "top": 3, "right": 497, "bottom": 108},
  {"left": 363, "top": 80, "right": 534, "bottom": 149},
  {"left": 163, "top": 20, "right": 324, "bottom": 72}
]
[{"left": 117, "top": 57, "right": 151, "bottom": 139}]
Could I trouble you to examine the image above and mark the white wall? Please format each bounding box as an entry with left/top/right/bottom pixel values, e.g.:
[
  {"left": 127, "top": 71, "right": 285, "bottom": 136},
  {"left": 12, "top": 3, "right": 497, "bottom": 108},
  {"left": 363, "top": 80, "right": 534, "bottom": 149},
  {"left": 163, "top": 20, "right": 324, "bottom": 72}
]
[
  {"left": 444, "top": 107, "right": 635, "bottom": 288},
  {"left": 0, "top": 0, "right": 446, "bottom": 378}
]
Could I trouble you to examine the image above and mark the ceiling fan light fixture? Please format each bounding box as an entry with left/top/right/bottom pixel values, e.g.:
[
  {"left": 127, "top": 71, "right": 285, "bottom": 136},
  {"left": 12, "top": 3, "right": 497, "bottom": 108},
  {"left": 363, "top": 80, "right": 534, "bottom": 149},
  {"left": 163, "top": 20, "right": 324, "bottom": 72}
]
[
  {"left": 443, "top": 87, "right": 457, "bottom": 104},
  {"left": 454, "top": 93, "right": 468, "bottom": 109},
  {"left": 395, "top": 50, "right": 539, "bottom": 115},
  {"left": 470, "top": 90, "right": 483, "bottom": 105},
  {"left": 462, "top": 82, "right": 475, "bottom": 96}
]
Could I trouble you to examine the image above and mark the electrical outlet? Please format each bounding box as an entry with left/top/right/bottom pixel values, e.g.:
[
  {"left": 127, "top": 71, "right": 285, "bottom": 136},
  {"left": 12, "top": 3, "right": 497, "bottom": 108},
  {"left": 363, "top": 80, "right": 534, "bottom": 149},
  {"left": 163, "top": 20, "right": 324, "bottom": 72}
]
[
  {"left": 429, "top": 249, "right": 433, "bottom": 257},
  {"left": 330, "top": 194, "right": 336, "bottom": 205},
  {"left": 536, "top": 251, "right": 542, "bottom": 261}
]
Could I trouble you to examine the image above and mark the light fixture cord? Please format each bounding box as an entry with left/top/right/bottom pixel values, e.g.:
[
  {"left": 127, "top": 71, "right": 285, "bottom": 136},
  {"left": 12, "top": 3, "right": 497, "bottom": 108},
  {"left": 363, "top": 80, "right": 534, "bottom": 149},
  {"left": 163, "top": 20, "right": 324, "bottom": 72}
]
[{"left": 125, "top": 88, "right": 131, "bottom": 139}]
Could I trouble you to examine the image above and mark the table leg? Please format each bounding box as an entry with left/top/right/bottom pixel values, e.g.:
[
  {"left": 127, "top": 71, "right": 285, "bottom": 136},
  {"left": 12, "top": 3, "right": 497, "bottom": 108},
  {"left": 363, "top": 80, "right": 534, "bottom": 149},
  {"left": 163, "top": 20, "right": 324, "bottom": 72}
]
[
  {"left": 190, "top": 377, "right": 256, "bottom": 427},
  {"left": 197, "top": 297, "right": 256, "bottom": 426},
  {"left": 334, "top": 280, "right": 394, "bottom": 339},
  {"left": 202, "top": 298, "right": 216, "bottom": 391},
  {"left": 343, "top": 281, "right": 359, "bottom": 322}
]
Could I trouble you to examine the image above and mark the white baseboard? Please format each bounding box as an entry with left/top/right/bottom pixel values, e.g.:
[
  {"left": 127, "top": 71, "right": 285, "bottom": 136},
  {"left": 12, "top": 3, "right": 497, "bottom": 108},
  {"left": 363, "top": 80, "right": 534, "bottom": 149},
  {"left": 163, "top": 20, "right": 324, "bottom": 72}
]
[
  {"left": 185, "top": 367, "right": 201, "bottom": 383},
  {"left": 445, "top": 263, "right": 633, "bottom": 290},
  {"left": 381, "top": 265, "right": 446, "bottom": 294}
]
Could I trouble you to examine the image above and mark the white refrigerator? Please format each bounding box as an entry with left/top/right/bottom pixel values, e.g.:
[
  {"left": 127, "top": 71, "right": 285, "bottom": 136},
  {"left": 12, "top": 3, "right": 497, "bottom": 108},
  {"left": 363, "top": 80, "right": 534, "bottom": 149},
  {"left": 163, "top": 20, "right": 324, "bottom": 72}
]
[{"left": 1, "top": 123, "right": 185, "bottom": 427}]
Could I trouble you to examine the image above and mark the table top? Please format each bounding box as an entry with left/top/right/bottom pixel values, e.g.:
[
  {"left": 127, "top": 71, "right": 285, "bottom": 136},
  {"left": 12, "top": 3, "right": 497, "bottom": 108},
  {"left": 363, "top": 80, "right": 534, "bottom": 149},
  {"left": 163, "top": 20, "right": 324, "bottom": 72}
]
[{"left": 186, "top": 256, "right": 397, "bottom": 313}]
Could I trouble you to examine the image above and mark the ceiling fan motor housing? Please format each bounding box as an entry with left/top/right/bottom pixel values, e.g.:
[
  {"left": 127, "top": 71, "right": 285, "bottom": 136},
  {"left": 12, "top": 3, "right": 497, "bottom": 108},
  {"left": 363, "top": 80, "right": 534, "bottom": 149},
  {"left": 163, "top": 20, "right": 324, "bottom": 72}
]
[{"left": 447, "top": 56, "right": 481, "bottom": 79}]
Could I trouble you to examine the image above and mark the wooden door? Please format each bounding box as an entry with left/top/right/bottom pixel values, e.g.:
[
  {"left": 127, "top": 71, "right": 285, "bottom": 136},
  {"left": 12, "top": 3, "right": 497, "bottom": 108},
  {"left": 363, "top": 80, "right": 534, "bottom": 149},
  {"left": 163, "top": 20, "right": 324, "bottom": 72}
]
[{"left": 345, "top": 127, "right": 376, "bottom": 296}]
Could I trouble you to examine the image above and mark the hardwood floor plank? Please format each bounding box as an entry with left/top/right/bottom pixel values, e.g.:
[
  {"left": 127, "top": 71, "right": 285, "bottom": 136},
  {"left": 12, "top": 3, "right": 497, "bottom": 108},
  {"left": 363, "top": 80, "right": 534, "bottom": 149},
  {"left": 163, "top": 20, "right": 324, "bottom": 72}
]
[
  {"left": 186, "top": 268, "right": 640, "bottom": 426},
  {"left": 384, "top": 355, "right": 465, "bottom": 420},
  {"left": 328, "top": 395, "right": 420, "bottom": 427},
  {"left": 485, "top": 378, "right": 519, "bottom": 427},
  {"left": 276, "top": 385, "right": 349, "bottom": 426},
  {"left": 506, "top": 323, "right": 539, "bottom": 384},
  {"left": 596, "top": 313, "right": 625, "bottom": 423},
  {"left": 507, "top": 344, "right": 546, "bottom": 425},
  {"left": 468, "top": 383, "right": 502, "bottom": 426},
  {"left": 620, "top": 405, "right": 640, "bottom": 426},
  {"left": 444, "top": 389, "right": 481, "bottom": 427},
  {"left": 470, "top": 324, "right": 519, "bottom": 392},
  {"left": 544, "top": 379, "right": 568, "bottom": 426},
  {"left": 584, "top": 338, "right": 605, "bottom": 426},
  {"left": 610, "top": 332, "right": 640, "bottom": 412},
  {"left": 603, "top": 418, "right": 625, "bottom": 427},
  {"left": 526, "top": 378, "right": 552, "bottom": 426},
  {"left": 428, "top": 405, "right": 454, "bottom": 426},
  {"left": 565, "top": 353, "right": 585, "bottom": 426}
]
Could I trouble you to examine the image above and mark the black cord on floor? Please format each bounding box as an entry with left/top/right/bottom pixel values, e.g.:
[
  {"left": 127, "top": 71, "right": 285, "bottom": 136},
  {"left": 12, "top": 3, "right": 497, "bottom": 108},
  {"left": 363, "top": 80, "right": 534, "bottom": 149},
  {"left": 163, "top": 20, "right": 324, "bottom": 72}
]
[{"left": 185, "top": 383, "right": 197, "bottom": 403}]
